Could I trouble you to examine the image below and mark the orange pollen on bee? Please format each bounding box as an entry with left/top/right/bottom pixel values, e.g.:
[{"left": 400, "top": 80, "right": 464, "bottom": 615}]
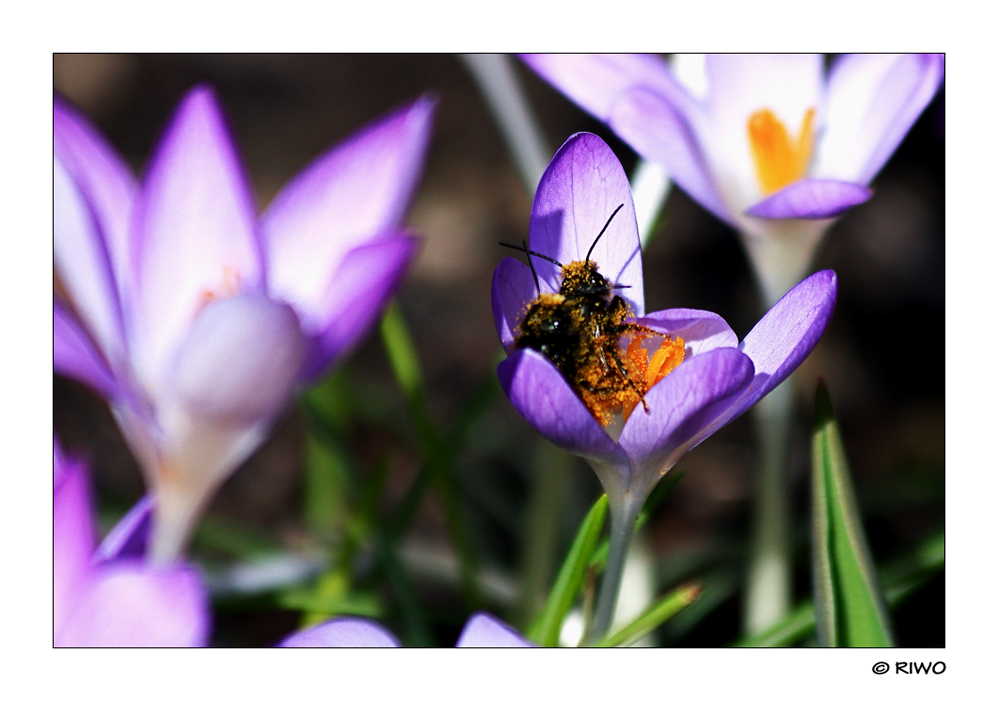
[
  {"left": 196, "top": 266, "right": 243, "bottom": 310},
  {"left": 747, "top": 107, "right": 816, "bottom": 196},
  {"left": 621, "top": 334, "right": 685, "bottom": 423}
]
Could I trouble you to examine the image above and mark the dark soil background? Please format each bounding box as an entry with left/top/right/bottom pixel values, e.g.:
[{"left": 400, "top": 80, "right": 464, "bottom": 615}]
[{"left": 53, "top": 54, "right": 944, "bottom": 647}]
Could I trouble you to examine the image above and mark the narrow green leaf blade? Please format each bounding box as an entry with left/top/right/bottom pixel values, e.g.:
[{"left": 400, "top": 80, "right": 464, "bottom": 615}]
[
  {"left": 527, "top": 494, "right": 608, "bottom": 647},
  {"left": 812, "top": 381, "right": 894, "bottom": 646},
  {"left": 592, "top": 581, "right": 703, "bottom": 647}
]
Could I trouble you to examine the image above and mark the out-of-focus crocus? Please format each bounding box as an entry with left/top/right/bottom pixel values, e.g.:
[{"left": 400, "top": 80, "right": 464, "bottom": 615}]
[
  {"left": 521, "top": 54, "right": 942, "bottom": 303},
  {"left": 54, "top": 86, "right": 435, "bottom": 563},
  {"left": 280, "top": 612, "right": 533, "bottom": 647},
  {"left": 491, "top": 133, "right": 837, "bottom": 634},
  {"left": 54, "top": 440, "right": 209, "bottom": 646}
]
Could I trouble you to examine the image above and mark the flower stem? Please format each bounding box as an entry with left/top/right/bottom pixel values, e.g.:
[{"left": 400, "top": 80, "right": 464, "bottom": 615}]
[
  {"left": 589, "top": 495, "right": 641, "bottom": 642},
  {"left": 743, "top": 378, "right": 794, "bottom": 635}
]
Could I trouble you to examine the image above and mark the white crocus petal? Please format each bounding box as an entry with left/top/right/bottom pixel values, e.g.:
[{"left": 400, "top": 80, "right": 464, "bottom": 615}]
[{"left": 147, "top": 293, "right": 305, "bottom": 562}]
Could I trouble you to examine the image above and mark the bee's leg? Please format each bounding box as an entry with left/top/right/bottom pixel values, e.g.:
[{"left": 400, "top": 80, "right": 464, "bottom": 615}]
[{"left": 608, "top": 345, "right": 649, "bottom": 414}]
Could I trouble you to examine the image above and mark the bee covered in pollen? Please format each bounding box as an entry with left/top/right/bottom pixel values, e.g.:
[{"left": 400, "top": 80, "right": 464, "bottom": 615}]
[{"left": 501, "top": 204, "right": 685, "bottom": 427}]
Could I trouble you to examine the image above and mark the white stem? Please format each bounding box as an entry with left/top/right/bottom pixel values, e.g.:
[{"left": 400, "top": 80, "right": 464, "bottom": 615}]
[{"left": 630, "top": 159, "right": 672, "bottom": 249}]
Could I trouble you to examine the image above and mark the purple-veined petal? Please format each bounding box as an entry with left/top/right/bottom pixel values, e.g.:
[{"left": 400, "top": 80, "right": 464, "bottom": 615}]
[
  {"left": 279, "top": 617, "right": 401, "bottom": 647},
  {"left": 262, "top": 96, "right": 435, "bottom": 321},
  {"left": 296, "top": 233, "right": 419, "bottom": 384},
  {"left": 56, "top": 561, "right": 210, "bottom": 647},
  {"left": 55, "top": 156, "right": 127, "bottom": 372},
  {"left": 633, "top": 308, "right": 739, "bottom": 357},
  {"left": 498, "top": 349, "right": 630, "bottom": 474},
  {"left": 54, "top": 95, "right": 137, "bottom": 305},
  {"left": 166, "top": 293, "right": 305, "bottom": 424},
  {"left": 94, "top": 495, "right": 153, "bottom": 563},
  {"left": 745, "top": 179, "right": 872, "bottom": 220},
  {"left": 54, "top": 446, "right": 97, "bottom": 640},
  {"left": 491, "top": 256, "right": 541, "bottom": 352},
  {"left": 131, "top": 85, "right": 262, "bottom": 394},
  {"left": 608, "top": 86, "right": 730, "bottom": 226},
  {"left": 455, "top": 612, "right": 534, "bottom": 647},
  {"left": 521, "top": 54, "right": 695, "bottom": 121},
  {"left": 530, "top": 133, "right": 644, "bottom": 315},
  {"left": 618, "top": 347, "right": 754, "bottom": 486},
  {"left": 682, "top": 270, "right": 837, "bottom": 448},
  {"left": 819, "top": 54, "right": 944, "bottom": 184},
  {"left": 54, "top": 301, "right": 119, "bottom": 399}
]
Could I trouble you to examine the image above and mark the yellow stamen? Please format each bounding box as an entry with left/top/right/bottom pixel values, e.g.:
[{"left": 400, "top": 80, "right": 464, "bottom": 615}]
[
  {"left": 622, "top": 334, "right": 686, "bottom": 423},
  {"left": 747, "top": 107, "right": 816, "bottom": 195}
]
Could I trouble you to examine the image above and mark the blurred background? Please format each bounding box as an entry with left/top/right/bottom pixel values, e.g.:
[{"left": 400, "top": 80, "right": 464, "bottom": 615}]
[{"left": 53, "top": 54, "right": 944, "bottom": 647}]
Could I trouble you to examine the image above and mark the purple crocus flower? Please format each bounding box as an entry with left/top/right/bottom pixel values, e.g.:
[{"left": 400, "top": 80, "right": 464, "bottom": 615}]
[
  {"left": 521, "top": 54, "right": 942, "bottom": 301},
  {"left": 279, "top": 612, "right": 533, "bottom": 647},
  {"left": 54, "top": 86, "right": 434, "bottom": 563},
  {"left": 491, "top": 132, "right": 836, "bottom": 631},
  {"left": 54, "top": 440, "right": 209, "bottom": 646}
]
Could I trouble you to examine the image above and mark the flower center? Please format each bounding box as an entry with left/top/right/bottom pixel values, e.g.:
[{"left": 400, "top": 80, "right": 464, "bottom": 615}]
[
  {"left": 197, "top": 266, "right": 242, "bottom": 311},
  {"left": 747, "top": 107, "right": 816, "bottom": 196},
  {"left": 620, "top": 334, "right": 685, "bottom": 423}
]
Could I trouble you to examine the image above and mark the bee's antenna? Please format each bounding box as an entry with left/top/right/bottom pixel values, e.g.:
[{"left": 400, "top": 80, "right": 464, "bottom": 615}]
[
  {"left": 519, "top": 239, "right": 541, "bottom": 292},
  {"left": 585, "top": 203, "right": 625, "bottom": 264},
  {"left": 499, "top": 242, "right": 564, "bottom": 273}
]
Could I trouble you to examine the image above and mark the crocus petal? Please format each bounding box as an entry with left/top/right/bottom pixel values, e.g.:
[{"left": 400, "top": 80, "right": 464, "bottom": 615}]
[
  {"left": 520, "top": 54, "right": 694, "bottom": 122},
  {"left": 167, "top": 293, "right": 305, "bottom": 424},
  {"left": 55, "top": 156, "right": 127, "bottom": 371},
  {"left": 745, "top": 179, "right": 872, "bottom": 220},
  {"left": 682, "top": 270, "right": 838, "bottom": 447},
  {"left": 56, "top": 561, "right": 210, "bottom": 647},
  {"left": 54, "top": 301, "right": 119, "bottom": 399},
  {"left": 633, "top": 308, "right": 739, "bottom": 356},
  {"left": 54, "top": 95, "right": 137, "bottom": 303},
  {"left": 491, "top": 256, "right": 540, "bottom": 351},
  {"left": 531, "top": 133, "right": 644, "bottom": 315},
  {"left": 498, "top": 349, "right": 630, "bottom": 471},
  {"left": 279, "top": 617, "right": 401, "bottom": 647},
  {"left": 131, "top": 85, "right": 261, "bottom": 393},
  {"left": 607, "top": 86, "right": 730, "bottom": 226},
  {"left": 54, "top": 448, "right": 97, "bottom": 639},
  {"left": 819, "top": 54, "right": 944, "bottom": 184},
  {"left": 94, "top": 496, "right": 153, "bottom": 563},
  {"left": 618, "top": 347, "right": 754, "bottom": 486},
  {"left": 455, "top": 612, "right": 534, "bottom": 647},
  {"left": 296, "top": 233, "right": 420, "bottom": 383},
  {"left": 262, "top": 96, "right": 435, "bottom": 325}
]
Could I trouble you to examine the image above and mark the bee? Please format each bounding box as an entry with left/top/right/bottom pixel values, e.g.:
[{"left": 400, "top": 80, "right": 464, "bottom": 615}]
[{"left": 501, "top": 205, "right": 684, "bottom": 426}]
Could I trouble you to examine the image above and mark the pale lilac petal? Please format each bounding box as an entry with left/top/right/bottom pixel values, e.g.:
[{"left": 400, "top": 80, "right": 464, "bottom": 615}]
[
  {"left": 619, "top": 347, "right": 754, "bottom": 481},
  {"left": 54, "top": 156, "right": 127, "bottom": 371},
  {"left": 491, "top": 257, "right": 539, "bottom": 351},
  {"left": 520, "top": 54, "right": 694, "bottom": 121},
  {"left": 745, "top": 179, "right": 872, "bottom": 220},
  {"left": 54, "top": 302, "right": 119, "bottom": 399},
  {"left": 131, "top": 85, "right": 261, "bottom": 392},
  {"left": 94, "top": 496, "right": 153, "bottom": 563},
  {"left": 497, "top": 350, "right": 630, "bottom": 472},
  {"left": 167, "top": 293, "right": 305, "bottom": 424},
  {"left": 279, "top": 617, "right": 401, "bottom": 647},
  {"left": 297, "top": 233, "right": 419, "bottom": 383},
  {"left": 607, "top": 86, "right": 730, "bottom": 225},
  {"left": 53, "top": 96, "right": 137, "bottom": 302},
  {"left": 531, "top": 133, "right": 644, "bottom": 315},
  {"left": 262, "top": 96, "right": 435, "bottom": 323},
  {"left": 455, "top": 612, "right": 534, "bottom": 647},
  {"left": 54, "top": 447, "right": 96, "bottom": 639},
  {"left": 633, "top": 308, "right": 738, "bottom": 357},
  {"left": 819, "top": 54, "right": 944, "bottom": 183},
  {"left": 56, "top": 561, "right": 210, "bottom": 647}
]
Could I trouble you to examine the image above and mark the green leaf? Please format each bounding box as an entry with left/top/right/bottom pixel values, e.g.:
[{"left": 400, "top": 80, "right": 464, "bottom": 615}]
[
  {"left": 812, "top": 381, "right": 894, "bottom": 647},
  {"left": 527, "top": 494, "right": 608, "bottom": 646},
  {"left": 591, "top": 581, "right": 702, "bottom": 647}
]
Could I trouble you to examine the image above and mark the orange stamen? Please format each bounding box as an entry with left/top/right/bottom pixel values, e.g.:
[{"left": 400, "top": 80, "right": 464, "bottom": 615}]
[
  {"left": 197, "top": 266, "right": 243, "bottom": 311},
  {"left": 747, "top": 107, "right": 816, "bottom": 195},
  {"left": 622, "top": 334, "right": 686, "bottom": 423}
]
